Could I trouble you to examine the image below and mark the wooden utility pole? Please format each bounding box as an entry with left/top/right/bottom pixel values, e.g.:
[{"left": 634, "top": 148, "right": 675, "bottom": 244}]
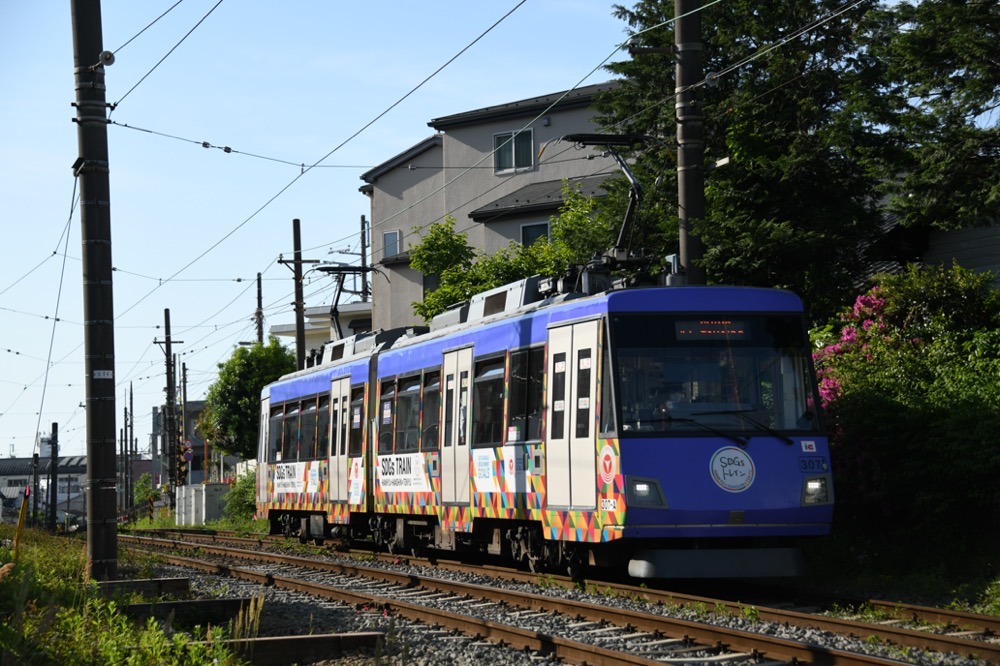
[{"left": 70, "top": 0, "right": 118, "bottom": 580}]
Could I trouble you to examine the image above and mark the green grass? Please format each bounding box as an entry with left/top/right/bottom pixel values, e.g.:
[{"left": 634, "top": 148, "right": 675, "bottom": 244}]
[{"left": 0, "top": 525, "right": 247, "bottom": 665}]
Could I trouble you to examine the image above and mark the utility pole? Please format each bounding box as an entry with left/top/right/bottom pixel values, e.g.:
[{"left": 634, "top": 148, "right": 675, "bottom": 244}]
[
  {"left": 292, "top": 219, "right": 305, "bottom": 369},
  {"left": 49, "top": 424, "right": 58, "bottom": 532},
  {"left": 182, "top": 362, "right": 191, "bottom": 484},
  {"left": 154, "top": 309, "right": 182, "bottom": 504},
  {"left": 255, "top": 272, "right": 264, "bottom": 343},
  {"left": 360, "top": 215, "right": 370, "bottom": 302},
  {"left": 278, "top": 219, "right": 320, "bottom": 370},
  {"left": 70, "top": 0, "right": 118, "bottom": 580},
  {"left": 118, "top": 423, "right": 124, "bottom": 512},
  {"left": 128, "top": 383, "right": 134, "bottom": 513},
  {"left": 674, "top": 0, "right": 706, "bottom": 285},
  {"left": 32, "top": 453, "right": 39, "bottom": 528}
]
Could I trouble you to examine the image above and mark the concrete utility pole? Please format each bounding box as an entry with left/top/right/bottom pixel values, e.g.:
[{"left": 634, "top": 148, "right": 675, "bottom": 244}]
[
  {"left": 49, "top": 424, "right": 58, "bottom": 532},
  {"left": 255, "top": 272, "right": 264, "bottom": 343},
  {"left": 70, "top": 0, "right": 118, "bottom": 580},
  {"left": 155, "top": 309, "right": 182, "bottom": 501},
  {"left": 128, "top": 383, "right": 134, "bottom": 511},
  {"left": 292, "top": 219, "right": 306, "bottom": 370},
  {"left": 32, "top": 453, "right": 39, "bottom": 528},
  {"left": 360, "top": 215, "right": 370, "bottom": 302},
  {"left": 278, "top": 219, "right": 320, "bottom": 370},
  {"left": 674, "top": 0, "right": 707, "bottom": 285}
]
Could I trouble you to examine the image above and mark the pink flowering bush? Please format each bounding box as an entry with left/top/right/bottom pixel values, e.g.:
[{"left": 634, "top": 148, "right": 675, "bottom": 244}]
[{"left": 811, "top": 264, "right": 1000, "bottom": 575}]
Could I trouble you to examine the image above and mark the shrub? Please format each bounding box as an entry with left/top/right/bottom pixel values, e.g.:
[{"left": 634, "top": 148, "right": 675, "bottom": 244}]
[{"left": 813, "top": 264, "right": 1000, "bottom": 576}]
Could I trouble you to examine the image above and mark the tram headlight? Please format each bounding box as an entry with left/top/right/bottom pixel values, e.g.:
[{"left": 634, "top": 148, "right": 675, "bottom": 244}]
[
  {"left": 801, "top": 475, "right": 831, "bottom": 505},
  {"left": 627, "top": 477, "right": 667, "bottom": 507}
]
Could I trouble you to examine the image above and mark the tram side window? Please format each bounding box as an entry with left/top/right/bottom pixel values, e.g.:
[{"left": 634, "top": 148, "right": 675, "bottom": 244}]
[
  {"left": 421, "top": 372, "right": 440, "bottom": 451},
  {"left": 444, "top": 374, "right": 455, "bottom": 448},
  {"left": 551, "top": 352, "right": 567, "bottom": 440},
  {"left": 300, "top": 398, "right": 318, "bottom": 460},
  {"left": 396, "top": 376, "right": 421, "bottom": 452},
  {"left": 473, "top": 359, "right": 505, "bottom": 447},
  {"left": 459, "top": 371, "right": 469, "bottom": 447},
  {"left": 268, "top": 407, "right": 283, "bottom": 462},
  {"left": 282, "top": 406, "right": 300, "bottom": 462},
  {"left": 340, "top": 392, "right": 350, "bottom": 455},
  {"left": 379, "top": 380, "right": 395, "bottom": 453},
  {"left": 317, "top": 395, "right": 330, "bottom": 458},
  {"left": 600, "top": 337, "right": 617, "bottom": 435},
  {"left": 349, "top": 387, "right": 365, "bottom": 456},
  {"left": 508, "top": 348, "right": 544, "bottom": 442},
  {"left": 576, "top": 349, "right": 592, "bottom": 438}
]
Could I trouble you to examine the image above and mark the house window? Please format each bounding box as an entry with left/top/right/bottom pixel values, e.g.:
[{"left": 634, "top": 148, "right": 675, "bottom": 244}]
[
  {"left": 422, "top": 272, "right": 440, "bottom": 298},
  {"left": 383, "top": 230, "right": 400, "bottom": 258},
  {"left": 494, "top": 129, "right": 533, "bottom": 173},
  {"left": 521, "top": 222, "right": 548, "bottom": 246}
]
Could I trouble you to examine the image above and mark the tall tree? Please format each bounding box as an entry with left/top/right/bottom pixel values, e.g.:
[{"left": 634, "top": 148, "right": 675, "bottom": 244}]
[
  {"left": 200, "top": 337, "right": 296, "bottom": 460},
  {"left": 408, "top": 191, "right": 610, "bottom": 321},
  {"left": 597, "top": 0, "right": 890, "bottom": 321},
  {"left": 863, "top": 0, "right": 1000, "bottom": 230}
]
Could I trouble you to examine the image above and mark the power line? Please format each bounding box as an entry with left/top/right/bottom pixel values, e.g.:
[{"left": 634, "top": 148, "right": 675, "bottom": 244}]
[
  {"left": 111, "top": 1, "right": 528, "bottom": 323},
  {"left": 111, "top": 0, "right": 226, "bottom": 112},
  {"left": 110, "top": 0, "right": 186, "bottom": 55},
  {"left": 109, "top": 119, "right": 376, "bottom": 170}
]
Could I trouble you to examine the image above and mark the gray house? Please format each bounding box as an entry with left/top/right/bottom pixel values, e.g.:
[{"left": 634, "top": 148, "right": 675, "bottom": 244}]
[{"left": 360, "top": 82, "right": 621, "bottom": 331}]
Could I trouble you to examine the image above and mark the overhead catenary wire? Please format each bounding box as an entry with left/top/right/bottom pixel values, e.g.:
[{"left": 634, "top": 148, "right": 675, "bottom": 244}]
[
  {"left": 110, "top": 0, "right": 186, "bottom": 55},
  {"left": 110, "top": 0, "right": 225, "bottom": 113},
  {"left": 27, "top": 177, "right": 80, "bottom": 455},
  {"left": 111, "top": 2, "right": 527, "bottom": 326},
  {"left": 7, "top": 0, "right": 867, "bottom": 455}
]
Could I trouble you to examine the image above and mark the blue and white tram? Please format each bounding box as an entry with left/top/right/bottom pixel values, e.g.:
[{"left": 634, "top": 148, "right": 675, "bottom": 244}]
[{"left": 256, "top": 279, "right": 833, "bottom": 578}]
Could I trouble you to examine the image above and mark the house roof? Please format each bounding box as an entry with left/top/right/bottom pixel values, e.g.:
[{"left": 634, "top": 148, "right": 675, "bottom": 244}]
[
  {"left": 468, "top": 174, "right": 610, "bottom": 223},
  {"left": 360, "top": 135, "right": 442, "bottom": 185},
  {"left": 0, "top": 456, "right": 89, "bottom": 476},
  {"left": 429, "top": 81, "right": 619, "bottom": 131}
]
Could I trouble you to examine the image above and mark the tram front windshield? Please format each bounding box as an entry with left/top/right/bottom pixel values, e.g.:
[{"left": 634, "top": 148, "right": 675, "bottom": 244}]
[{"left": 610, "top": 314, "right": 821, "bottom": 435}]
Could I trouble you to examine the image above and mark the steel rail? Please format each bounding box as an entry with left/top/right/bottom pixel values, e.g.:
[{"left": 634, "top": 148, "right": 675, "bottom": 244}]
[
  {"left": 122, "top": 533, "right": 1000, "bottom": 662},
  {"left": 128, "top": 535, "right": 922, "bottom": 665}
]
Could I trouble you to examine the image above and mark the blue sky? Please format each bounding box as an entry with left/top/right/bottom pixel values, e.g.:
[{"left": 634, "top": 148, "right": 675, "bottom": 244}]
[{"left": 0, "top": 1, "right": 629, "bottom": 458}]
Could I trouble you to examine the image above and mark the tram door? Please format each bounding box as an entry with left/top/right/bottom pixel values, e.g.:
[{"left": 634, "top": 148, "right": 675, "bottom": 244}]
[
  {"left": 546, "top": 320, "right": 599, "bottom": 509},
  {"left": 256, "top": 397, "right": 269, "bottom": 506},
  {"left": 329, "top": 377, "right": 351, "bottom": 502},
  {"left": 441, "top": 347, "right": 473, "bottom": 504}
]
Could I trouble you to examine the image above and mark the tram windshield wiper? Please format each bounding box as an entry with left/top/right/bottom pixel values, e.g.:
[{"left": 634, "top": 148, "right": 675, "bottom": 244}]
[
  {"left": 643, "top": 415, "right": 748, "bottom": 448},
  {"left": 690, "top": 409, "right": 795, "bottom": 446}
]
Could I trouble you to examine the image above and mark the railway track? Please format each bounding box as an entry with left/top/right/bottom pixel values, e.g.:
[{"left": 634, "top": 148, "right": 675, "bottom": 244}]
[
  {"left": 130, "top": 528, "right": 1000, "bottom": 643},
  {"left": 122, "top": 532, "right": 995, "bottom": 664}
]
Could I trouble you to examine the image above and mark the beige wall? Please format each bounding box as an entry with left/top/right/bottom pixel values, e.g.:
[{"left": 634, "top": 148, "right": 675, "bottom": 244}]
[{"left": 367, "top": 101, "right": 619, "bottom": 331}]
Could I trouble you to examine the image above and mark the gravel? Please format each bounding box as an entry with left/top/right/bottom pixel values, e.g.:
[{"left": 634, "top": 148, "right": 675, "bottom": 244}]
[{"left": 157, "top": 552, "right": 991, "bottom": 666}]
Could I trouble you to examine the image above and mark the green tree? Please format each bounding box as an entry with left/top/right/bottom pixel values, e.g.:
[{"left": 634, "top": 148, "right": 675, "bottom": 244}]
[
  {"left": 813, "top": 264, "right": 1000, "bottom": 575},
  {"left": 408, "top": 183, "right": 625, "bottom": 321},
  {"left": 132, "top": 472, "right": 154, "bottom": 510},
  {"left": 200, "top": 337, "right": 296, "bottom": 460},
  {"left": 597, "top": 0, "right": 891, "bottom": 321},
  {"left": 222, "top": 470, "right": 257, "bottom": 527},
  {"left": 862, "top": 1, "right": 1000, "bottom": 231}
]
